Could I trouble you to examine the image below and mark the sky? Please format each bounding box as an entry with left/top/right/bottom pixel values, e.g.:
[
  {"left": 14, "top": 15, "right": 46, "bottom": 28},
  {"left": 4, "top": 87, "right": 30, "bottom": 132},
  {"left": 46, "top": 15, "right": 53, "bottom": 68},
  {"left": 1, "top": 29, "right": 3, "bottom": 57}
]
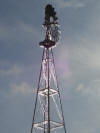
[{"left": 0, "top": 0, "right": 100, "bottom": 133}]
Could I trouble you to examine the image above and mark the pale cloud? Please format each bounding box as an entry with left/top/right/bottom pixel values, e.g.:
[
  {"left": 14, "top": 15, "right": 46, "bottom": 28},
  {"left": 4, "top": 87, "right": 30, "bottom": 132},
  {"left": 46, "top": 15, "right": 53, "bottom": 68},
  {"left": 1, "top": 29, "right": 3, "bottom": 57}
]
[
  {"left": 76, "top": 80, "right": 100, "bottom": 96},
  {"left": 54, "top": 0, "right": 84, "bottom": 8},
  {"left": 0, "top": 21, "right": 41, "bottom": 44},
  {"left": 55, "top": 44, "right": 71, "bottom": 80},
  {"left": 11, "top": 82, "right": 33, "bottom": 94},
  {"left": 76, "top": 83, "right": 84, "bottom": 91},
  {"left": 80, "top": 46, "right": 99, "bottom": 69},
  {"left": 53, "top": 0, "right": 95, "bottom": 8},
  {"left": 17, "top": 21, "right": 40, "bottom": 38},
  {"left": 62, "top": 36, "right": 100, "bottom": 70},
  {"left": 73, "top": 44, "right": 100, "bottom": 69},
  {"left": 56, "top": 39, "right": 100, "bottom": 82},
  {"left": 0, "top": 64, "right": 22, "bottom": 76},
  {"left": 86, "top": 48, "right": 100, "bottom": 68},
  {"left": 70, "top": 120, "right": 95, "bottom": 133}
]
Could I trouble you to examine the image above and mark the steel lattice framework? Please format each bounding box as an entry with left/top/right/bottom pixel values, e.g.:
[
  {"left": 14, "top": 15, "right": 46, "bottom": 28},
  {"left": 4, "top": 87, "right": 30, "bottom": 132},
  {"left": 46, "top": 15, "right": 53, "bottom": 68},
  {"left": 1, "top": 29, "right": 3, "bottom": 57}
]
[{"left": 31, "top": 4, "right": 66, "bottom": 133}]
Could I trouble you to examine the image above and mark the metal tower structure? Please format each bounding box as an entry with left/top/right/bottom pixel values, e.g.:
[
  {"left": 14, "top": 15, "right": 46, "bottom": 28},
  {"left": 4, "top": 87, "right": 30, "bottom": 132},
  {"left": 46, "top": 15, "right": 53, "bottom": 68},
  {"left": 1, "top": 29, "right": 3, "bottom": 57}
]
[{"left": 31, "top": 4, "right": 66, "bottom": 133}]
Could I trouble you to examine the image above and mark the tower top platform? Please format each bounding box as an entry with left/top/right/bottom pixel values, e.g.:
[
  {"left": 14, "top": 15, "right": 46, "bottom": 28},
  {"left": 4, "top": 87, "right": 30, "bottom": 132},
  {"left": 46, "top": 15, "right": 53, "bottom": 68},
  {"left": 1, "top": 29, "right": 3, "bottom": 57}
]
[{"left": 39, "top": 39, "right": 56, "bottom": 48}]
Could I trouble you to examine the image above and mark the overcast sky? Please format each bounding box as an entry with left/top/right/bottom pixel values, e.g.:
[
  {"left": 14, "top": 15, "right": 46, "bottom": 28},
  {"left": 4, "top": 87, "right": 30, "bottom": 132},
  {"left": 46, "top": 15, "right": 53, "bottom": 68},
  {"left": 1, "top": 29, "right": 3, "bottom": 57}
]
[{"left": 0, "top": 0, "right": 100, "bottom": 133}]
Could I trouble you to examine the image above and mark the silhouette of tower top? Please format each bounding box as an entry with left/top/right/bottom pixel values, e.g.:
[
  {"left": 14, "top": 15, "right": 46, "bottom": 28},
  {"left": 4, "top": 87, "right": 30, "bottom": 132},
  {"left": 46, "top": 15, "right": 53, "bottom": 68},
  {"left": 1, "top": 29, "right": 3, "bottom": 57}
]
[
  {"left": 44, "top": 4, "right": 58, "bottom": 24},
  {"left": 30, "top": 4, "right": 66, "bottom": 133},
  {"left": 40, "top": 4, "right": 60, "bottom": 48}
]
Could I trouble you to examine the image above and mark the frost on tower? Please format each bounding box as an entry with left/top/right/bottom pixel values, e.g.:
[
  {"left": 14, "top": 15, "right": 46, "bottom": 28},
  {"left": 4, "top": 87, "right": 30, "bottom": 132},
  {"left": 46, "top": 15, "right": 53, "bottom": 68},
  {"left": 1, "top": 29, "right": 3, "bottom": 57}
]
[{"left": 31, "top": 4, "right": 66, "bottom": 133}]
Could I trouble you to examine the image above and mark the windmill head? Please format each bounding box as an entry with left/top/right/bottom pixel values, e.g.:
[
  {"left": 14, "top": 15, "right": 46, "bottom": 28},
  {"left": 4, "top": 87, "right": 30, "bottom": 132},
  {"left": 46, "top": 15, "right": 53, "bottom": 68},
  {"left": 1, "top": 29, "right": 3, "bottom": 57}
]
[
  {"left": 40, "top": 4, "right": 61, "bottom": 48},
  {"left": 45, "top": 4, "right": 58, "bottom": 24}
]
